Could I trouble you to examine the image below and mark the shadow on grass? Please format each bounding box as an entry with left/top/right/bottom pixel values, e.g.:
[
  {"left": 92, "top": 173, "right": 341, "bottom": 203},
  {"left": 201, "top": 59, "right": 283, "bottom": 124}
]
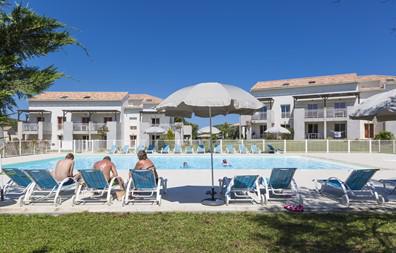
[
  {"left": 31, "top": 246, "right": 88, "bottom": 253},
  {"left": 250, "top": 212, "right": 396, "bottom": 253}
]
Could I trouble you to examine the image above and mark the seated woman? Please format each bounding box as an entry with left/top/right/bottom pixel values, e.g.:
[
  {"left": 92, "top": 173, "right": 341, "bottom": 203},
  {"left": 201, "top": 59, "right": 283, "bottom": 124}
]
[{"left": 133, "top": 150, "right": 159, "bottom": 182}]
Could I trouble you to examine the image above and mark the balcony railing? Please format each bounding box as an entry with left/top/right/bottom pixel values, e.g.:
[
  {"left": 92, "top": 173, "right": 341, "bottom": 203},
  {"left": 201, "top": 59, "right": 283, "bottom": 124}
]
[
  {"left": 90, "top": 123, "right": 107, "bottom": 131},
  {"left": 22, "top": 123, "right": 38, "bottom": 132},
  {"left": 281, "top": 112, "right": 291, "bottom": 119},
  {"left": 73, "top": 123, "right": 107, "bottom": 131},
  {"left": 73, "top": 123, "right": 90, "bottom": 131},
  {"left": 252, "top": 112, "right": 267, "bottom": 121},
  {"left": 306, "top": 133, "right": 321, "bottom": 139},
  {"left": 327, "top": 108, "right": 347, "bottom": 118},
  {"left": 304, "top": 108, "right": 347, "bottom": 119},
  {"left": 305, "top": 109, "right": 324, "bottom": 118}
]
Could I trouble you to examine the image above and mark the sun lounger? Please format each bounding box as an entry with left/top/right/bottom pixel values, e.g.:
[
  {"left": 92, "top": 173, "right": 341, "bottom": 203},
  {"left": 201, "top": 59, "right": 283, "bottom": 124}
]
[
  {"left": 214, "top": 143, "right": 221, "bottom": 153},
  {"left": 146, "top": 144, "right": 155, "bottom": 154},
  {"left": 72, "top": 169, "right": 122, "bottom": 206},
  {"left": 123, "top": 169, "right": 167, "bottom": 206},
  {"left": 313, "top": 169, "right": 384, "bottom": 206},
  {"left": 260, "top": 168, "right": 300, "bottom": 204},
  {"left": 377, "top": 179, "right": 396, "bottom": 202},
  {"left": 226, "top": 144, "right": 234, "bottom": 154},
  {"left": 1, "top": 168, "right": 32, "bottom": 199},
  {"left": 122, "top": 145, "right": 129, "bottom": 154},
  {"left": 185, "top": 145, "right": 193, "bottom": 154},
  {"left": 197, "top": 144, "right": 205, "bottom": 154},
  {"left": 239, "top": 144, "right": 247, "bottom": 154},
  {"left": 21, "top": 169, "right": 75, "bottom": 206},
  {"left": 137, "top": 144, "right": 145, "bottom": 152},
  {"left": 161, "top": 144, "right": 170, "bottom": 154},
  {"left": 250, "top": 144, "right": 261, "bottom": 154},
  {"left": 107, "top": 144, "right": 117, "bottom": 154},
  {"left": 174, "top": 144, "right": 182, "bottom": 154},
  {"left": 266, "top": 144, "right": 282, "bottom": 154},
  {"left": 220, "top": 175, "right": 264, "bottom": 205}
]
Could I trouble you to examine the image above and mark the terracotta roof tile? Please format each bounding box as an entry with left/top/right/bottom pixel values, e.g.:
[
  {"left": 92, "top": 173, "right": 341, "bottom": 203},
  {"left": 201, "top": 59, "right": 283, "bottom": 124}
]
[
  {"left": 128, "top": 94, "right": 162, "bottom": 104},
  {"left": 30, "top": 92, "right": 128, "bottom": 101},
  {"left": 251, "top": 73, "right": 359, "bottom": 91}
]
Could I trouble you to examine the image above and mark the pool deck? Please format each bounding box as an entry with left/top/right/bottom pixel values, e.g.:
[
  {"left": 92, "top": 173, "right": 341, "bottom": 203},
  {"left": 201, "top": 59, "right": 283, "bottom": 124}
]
[{"left": 1, "top": 152, "right": 395, "bottom": 214}]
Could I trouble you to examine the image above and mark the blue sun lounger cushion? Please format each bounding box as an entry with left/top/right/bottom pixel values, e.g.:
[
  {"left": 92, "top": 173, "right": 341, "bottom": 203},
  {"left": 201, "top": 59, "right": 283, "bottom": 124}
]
[{"left": 80, "top": 169, "right": 108, "bottom": 190}]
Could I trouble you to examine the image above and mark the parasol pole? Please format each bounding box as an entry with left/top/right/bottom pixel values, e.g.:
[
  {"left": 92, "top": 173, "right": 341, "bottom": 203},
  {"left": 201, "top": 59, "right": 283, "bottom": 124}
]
[{"left": 209, "top": 106, "right": 215, "bottom": 200}]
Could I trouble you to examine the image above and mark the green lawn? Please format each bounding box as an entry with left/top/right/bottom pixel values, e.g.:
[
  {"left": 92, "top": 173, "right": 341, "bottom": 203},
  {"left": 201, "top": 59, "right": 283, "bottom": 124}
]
[{"left": 1, "top": 212, "right": 395, "bottom": 253}]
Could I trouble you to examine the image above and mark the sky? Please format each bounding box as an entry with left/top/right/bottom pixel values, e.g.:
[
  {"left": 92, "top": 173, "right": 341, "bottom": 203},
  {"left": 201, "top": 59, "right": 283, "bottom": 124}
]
[{"left": 15, "top": 0, "right": 396, "bottom": 126}]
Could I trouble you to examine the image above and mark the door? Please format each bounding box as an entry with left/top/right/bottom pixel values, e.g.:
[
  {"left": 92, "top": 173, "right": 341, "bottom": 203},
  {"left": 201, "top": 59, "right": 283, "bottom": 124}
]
[
  {"left": 307, "top": 124, "right": 319, "bottom": 139},
  {"left": 334, "top": 123, "right": 346, "bottom": 138},
  {"left": 364, "top": 123, "right": 374, "bottom": 139},
  {"left": 259, "top": 125, "right": 267, "bottom": 138}
]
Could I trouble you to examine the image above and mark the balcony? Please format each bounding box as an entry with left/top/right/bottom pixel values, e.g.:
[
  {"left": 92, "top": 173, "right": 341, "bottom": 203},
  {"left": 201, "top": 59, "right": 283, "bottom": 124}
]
[
  {"left": 251, "top": 112, "right": 267, "bottom": 121},
  {"left": 326, "top": 108, "right": 347, "bottom": 118},
  {"left": 304, "top": 108, "right": 347, "bottom": 119},
  {"left": 73, "top": 123, "right": 107, "bottom": 132},
  {"left": 22, "top": 123, "right": 38, "bottom": 132},
  {"left": 305, "top": 109, "right": 324, "bottom": 119}
]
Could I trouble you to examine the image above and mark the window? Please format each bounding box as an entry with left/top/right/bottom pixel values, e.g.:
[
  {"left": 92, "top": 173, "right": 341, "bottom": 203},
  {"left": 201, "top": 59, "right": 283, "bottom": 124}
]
[
  {"left": 130, "top": 126, "right": 137, "bottom": 130},
  {"left": 151, "top": 118, "right": 160, "bottom": 125},
  {"left": 57, "top": 117, "right": 66, "bottom": 130},
  {"left": 37, "top": 117, "right": 44, "bottom": 122},
  {"left": 307, "top": 124, "right": 319, "bottom": 139},
  {"left": 281, "top": 105, "right": 291, "bottom": 118},
  {"left": 281, "top": 124, "right": 290, "bottom": 129},
  {"left": 104, "top": 117, "right": 112, "bottom": 123},
  {"left": 365, "top": 123, "right": 374, "bottom": 139},
  {"left": 307, "top": 104, "right": 318, "bottom": 110},
  {"left": 82, "top": 117, "right": 90, "bottom": 123},
  {"left": 334, "top": 102, "right": 346, "bottom": 109},
  {"left": 129, "top": 135, "right": 137, "bottom": 140},
  {"left": 260, "top": 106, "right": 267, "bottom": 113},
  {"left": 129, "top": 117, "right": 137, "bottom": 121}
]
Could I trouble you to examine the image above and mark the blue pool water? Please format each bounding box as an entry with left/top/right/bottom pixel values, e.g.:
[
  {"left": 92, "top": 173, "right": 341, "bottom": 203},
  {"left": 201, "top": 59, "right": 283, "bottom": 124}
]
[{"left": 3, "top": 155, "right": 368, "bottom": 171}]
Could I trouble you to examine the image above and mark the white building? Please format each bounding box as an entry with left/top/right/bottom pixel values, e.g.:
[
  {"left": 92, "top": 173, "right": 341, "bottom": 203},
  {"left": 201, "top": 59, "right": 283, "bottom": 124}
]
[
  {"left": 241, "top": 73, "right": 396, "bottom": 140},
  {"left": 17, "top": 92, "right": 191, "bottom": 150}
]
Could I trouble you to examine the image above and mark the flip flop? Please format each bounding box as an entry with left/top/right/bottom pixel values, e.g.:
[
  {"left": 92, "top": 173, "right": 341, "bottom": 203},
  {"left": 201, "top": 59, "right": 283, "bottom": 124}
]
[{"left": 284, "top": 204, "right": 304, "bottom": 212}]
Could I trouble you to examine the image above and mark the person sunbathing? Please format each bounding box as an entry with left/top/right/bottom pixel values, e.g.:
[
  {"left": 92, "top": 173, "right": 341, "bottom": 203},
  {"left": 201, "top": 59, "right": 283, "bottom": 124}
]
[
  {"left": 133, "top": 150, "right": 159, "bottom": 182},
  {"left": 93, "top": 156, "right": 125, "bottom": 189},
  {"left": 53, "top": 153, "right": 77, "bottom": 185}
]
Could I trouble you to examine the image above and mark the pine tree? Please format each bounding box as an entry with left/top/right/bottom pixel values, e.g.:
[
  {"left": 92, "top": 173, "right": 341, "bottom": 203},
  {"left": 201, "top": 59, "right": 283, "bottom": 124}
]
[{"left": 0, "top": 0, "right": 81, "bottom": 125}]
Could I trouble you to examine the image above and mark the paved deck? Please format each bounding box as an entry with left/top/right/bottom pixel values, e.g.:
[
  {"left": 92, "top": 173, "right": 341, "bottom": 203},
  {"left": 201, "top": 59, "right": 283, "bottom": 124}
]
[{"left": 1, "top": 153, "right": 395, "bottom": 214}]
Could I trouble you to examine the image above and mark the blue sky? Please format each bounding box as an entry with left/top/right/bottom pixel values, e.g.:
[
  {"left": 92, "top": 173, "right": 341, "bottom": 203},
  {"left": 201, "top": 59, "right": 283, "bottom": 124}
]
[{"left": 18, "top": 0, "right": 396, "bottom": 126}]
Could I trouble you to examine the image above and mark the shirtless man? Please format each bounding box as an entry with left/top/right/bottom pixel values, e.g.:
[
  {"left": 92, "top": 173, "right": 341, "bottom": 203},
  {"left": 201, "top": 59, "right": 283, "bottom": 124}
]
[
  {"left": 53, "top": 153, "right": 76, "bottom": 185},
  {"left": 93, "top": 156, "right": 125, "bottom": 189},
  {"left": 133, "top": 150, "right": 158, "bottom": 182}
]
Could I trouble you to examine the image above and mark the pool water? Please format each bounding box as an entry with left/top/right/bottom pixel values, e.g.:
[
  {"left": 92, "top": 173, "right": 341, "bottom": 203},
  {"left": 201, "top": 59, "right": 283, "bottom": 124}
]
[{"left": 3, "top": 154, "right": 368, "bottom": 171}]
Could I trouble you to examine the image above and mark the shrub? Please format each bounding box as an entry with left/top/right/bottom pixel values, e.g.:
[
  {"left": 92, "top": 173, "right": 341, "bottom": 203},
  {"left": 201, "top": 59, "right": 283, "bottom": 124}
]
[{"left": 374, "top": 131, "right": 394, "bottom": 140}]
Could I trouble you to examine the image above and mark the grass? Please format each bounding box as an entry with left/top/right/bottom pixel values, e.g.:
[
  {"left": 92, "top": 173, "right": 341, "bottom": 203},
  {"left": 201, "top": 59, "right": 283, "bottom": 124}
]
[{"left": 1, "top": 212, "right": 395, "bottom": 253}]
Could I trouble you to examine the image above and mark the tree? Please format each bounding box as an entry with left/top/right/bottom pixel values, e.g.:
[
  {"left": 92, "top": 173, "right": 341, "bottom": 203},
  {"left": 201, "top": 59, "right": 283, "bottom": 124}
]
[
  {"left": 175, "top": 117, "right": 199, "bottom": 139},
  {"left": 165, "top": 128, "right": 175, "bottom": 140},
  {"left": 0, "top": 1, "right": 81, "bottom": 124}
]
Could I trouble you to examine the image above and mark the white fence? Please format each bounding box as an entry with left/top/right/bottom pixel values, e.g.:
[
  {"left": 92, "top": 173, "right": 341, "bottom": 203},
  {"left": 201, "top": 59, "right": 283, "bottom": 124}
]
[{"left": 1, "top": 139, "right": 396, "bottom": 158}]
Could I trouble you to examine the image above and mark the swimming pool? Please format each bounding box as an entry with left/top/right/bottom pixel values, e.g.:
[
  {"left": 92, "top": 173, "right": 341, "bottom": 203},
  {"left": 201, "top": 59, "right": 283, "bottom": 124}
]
[{"left": 3, "top": 154, "right": 369, "bottom": 170}]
